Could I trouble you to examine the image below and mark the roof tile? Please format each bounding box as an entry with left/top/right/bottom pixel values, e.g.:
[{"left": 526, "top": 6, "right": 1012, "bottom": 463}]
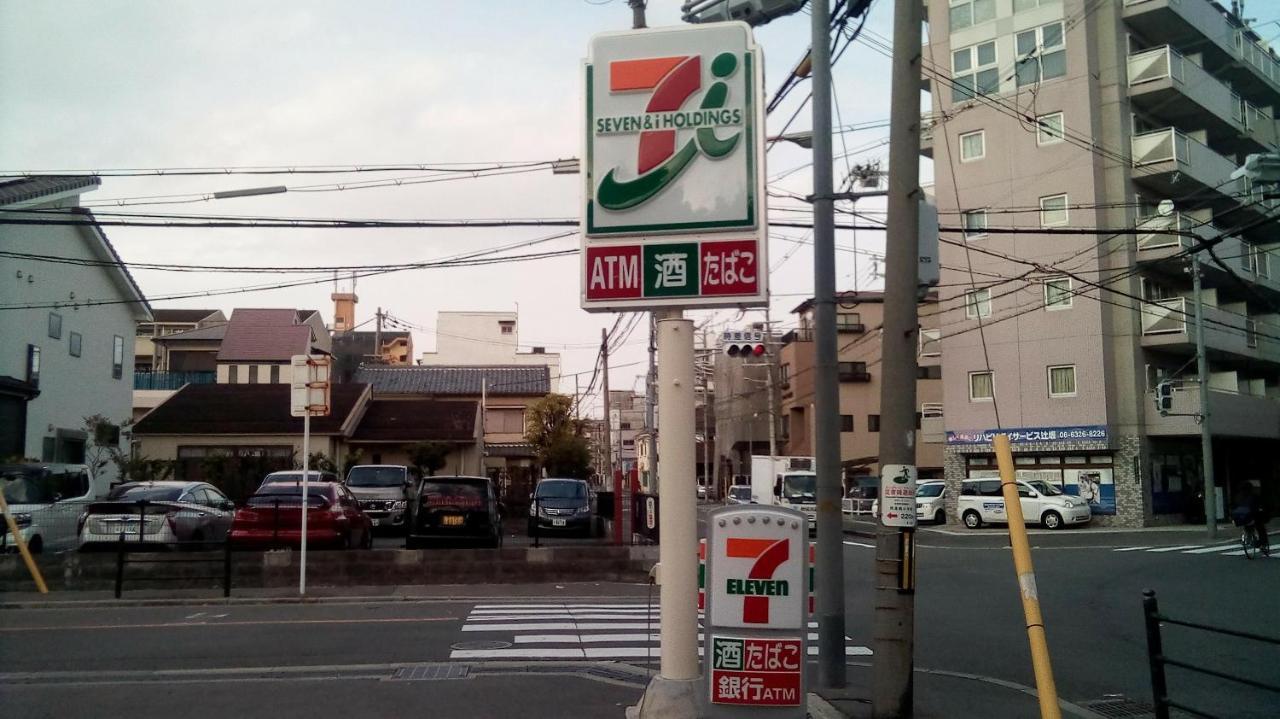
[{"left": 354, "top": 366, "right": 550, "bottom": 396}]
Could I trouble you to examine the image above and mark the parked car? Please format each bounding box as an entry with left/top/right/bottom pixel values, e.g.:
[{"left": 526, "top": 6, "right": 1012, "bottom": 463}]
[
  {"left": 957, "top": 478, "right": 1091, "bottom": 530},
  {"left": 870, "top": 480, "right": 947, "bottom": 524},
  {"left": 726, "top": 485, "right": 753, "bottom": 505},
  {"left": 697, "top": 484, "right": 708, "bottom": 501},
  {"left": 528, "top": 478, "right": 593, "bottom": 537},
  {"left": 78, "top": 481, "right": 235, "bottom": 551},
  {"left": 1, "top": 463, "right": 109, "bottom": 554},
  {"left": 344, "top": 465, "right": 415, "bottom": 532},
  {"left": 406, "top": 476, "right": 502, "bottom": 548},
  {"left": 256, "top": 470, "right": 340, "bottom": 491},
  {"left": 229, "top": 482, "right": 373, "bottom": 550}
]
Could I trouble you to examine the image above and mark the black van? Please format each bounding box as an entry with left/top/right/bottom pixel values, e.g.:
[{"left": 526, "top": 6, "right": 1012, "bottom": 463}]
[{"left": 405, "top": 476, "right": 502, "bottom": 549}]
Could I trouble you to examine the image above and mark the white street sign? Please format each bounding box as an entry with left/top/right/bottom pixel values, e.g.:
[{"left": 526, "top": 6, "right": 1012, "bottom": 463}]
[
  {"left": 290, "top": 355, "right": 331, "bottom": 417},
  {"left": 879, "top": 464, "right": 917, "bottom": 528}
]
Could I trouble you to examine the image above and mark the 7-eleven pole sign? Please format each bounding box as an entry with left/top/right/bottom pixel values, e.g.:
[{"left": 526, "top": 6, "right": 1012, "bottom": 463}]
[
  {"left": 706, "top": 506, "right": 807, "bottom": 631},
  {"left": 581, "top": 22, "right": 767, "bottom": 312}
]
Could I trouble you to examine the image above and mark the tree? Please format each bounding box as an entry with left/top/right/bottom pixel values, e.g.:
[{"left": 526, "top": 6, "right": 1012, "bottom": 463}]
[
  {"left": 526, "top": 394, "right": 591, "bottom": 479},
  {"left": 408, "top": 441, "right": 450, "bottom": 476}
]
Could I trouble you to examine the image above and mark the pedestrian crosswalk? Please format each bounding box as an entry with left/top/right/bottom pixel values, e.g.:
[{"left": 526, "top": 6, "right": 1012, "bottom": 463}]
[
  {"left": 449, "top": 603, "right": 873, "bottom": 661},
  {"left": 1112, "top": 541, "right": 1247, "bottom": 557}
]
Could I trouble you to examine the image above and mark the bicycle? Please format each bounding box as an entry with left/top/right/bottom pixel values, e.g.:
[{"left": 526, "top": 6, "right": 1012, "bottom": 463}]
[{"left": 1240, "top": 524, "right": 1271, "bottom": 560}]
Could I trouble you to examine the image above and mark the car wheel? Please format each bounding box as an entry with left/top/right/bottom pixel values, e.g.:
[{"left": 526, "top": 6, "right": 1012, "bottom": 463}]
[
  {"left": 341, "top": 532, "right": 353, "bottom": 550},
  {"left": 1042, "top": 511, "right": 1063, "bottom": 530},
  {"left": 933, "top": 510, "right": 945, "bottom": 525},
  {"left": 962, "top": 510, "right": 982, "bottom": 529},
  {"left": 27, "top": 535, "right": 43, "bottom": 554},
  {"left": 362, "top": 529, "right": 374, "bottom": 550},
  {"left": 527, "top": 520, "right": 536, "bottom": 537}
]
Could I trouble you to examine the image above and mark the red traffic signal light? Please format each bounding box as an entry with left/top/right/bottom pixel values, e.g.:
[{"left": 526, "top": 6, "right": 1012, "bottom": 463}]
[{"left": 752, "top": 343, "right": 766, "bottom": 356}]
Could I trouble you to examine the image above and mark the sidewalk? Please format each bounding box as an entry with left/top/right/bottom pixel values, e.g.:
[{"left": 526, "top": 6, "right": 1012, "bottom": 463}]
[{"left": 807, "top": 663, "right": 1110, "bottom": 719}]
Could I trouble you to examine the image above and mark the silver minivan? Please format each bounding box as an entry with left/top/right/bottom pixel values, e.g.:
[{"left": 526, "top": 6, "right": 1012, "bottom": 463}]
[
  {"left": 957, "top": 477, "right": 1092, "bottom": 530},
  {"left": 1, "top": 463, "right": 110, "bottom": 553}
]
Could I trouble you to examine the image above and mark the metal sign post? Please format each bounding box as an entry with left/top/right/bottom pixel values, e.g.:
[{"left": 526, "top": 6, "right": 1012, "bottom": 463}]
[
  {"left": 705, "top": 505, "right": 808, "bottom": 717},
  {"left": 291, "top": 354, "right": 331, "bottom": 596}
]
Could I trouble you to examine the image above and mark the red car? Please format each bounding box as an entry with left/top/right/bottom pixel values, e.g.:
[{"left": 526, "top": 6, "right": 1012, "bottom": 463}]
[{"left": 229, "top": 482, "right": 373, "bottom": 550}]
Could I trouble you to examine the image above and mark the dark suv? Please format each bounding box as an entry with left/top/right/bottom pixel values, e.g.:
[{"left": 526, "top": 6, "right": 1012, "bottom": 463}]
[
  {"left": 344, "top": 465, "right": 416, "bottom": 532},
  {"left": 405, "top": 476, "right": 502, "bottom": 549},
  {"left": 528, "top": 478, "right": 594, "bottom": 537}
]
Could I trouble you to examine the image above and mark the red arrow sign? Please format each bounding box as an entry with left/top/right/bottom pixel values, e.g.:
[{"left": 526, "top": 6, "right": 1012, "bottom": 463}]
[{"left": 887, "top": 512, "right": 897, "bottom": 519}]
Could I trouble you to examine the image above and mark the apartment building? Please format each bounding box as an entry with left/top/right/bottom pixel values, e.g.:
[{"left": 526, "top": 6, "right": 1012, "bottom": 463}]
[
  {"left": 778, "top": 292, "right": 944, "bottom": 485},
  {"left": 418, "top": 311, "right": 561, "bottom": 390},
  {"left": 929, "top": 0, "right": 1280, "bottom": 526}
]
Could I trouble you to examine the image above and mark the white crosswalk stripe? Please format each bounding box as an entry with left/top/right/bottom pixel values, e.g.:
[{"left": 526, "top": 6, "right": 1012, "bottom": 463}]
[
  {"left": 449, "top": 603, "right": 873, "bottom": 661},
  {"left": 1111, "top": 542, "right": 1245, "bottom": 557}
]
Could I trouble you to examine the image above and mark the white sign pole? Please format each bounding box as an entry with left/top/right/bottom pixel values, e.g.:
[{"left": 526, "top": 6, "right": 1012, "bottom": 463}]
[{"left": 300, "top": 410, "right": 310, "bottom": 596}]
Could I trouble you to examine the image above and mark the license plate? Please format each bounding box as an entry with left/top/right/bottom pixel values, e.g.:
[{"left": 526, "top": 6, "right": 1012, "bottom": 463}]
[
  {"left": 552, "top": 519, "right": 566, "bottom": 527},
  {"left": 370, "top": 518, "right": 380, "bottom": 527},
  {"left": 441, "top": 515, "right": 464, "bottom": 527}
]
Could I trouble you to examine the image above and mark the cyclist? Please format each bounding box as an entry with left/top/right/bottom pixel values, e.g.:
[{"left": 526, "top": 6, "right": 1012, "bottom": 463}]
[{"left": 1232, "top": 483, "right": 1270, "bottom": 556}]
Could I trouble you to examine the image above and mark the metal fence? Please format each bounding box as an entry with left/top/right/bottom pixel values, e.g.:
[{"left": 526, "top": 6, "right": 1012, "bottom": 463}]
[{"left": 1143, "top": 589, "right": 1280, "bottom": 719}]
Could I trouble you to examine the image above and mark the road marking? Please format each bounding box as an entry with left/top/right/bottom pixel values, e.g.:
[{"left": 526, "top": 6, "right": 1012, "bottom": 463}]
[
  {"left": 471, "top": 607, "right": 656, "bottom": 614},
  {"left": 0, "top": 616, "right": 460, "bottom": 633},
  {"left": 449, "top": 648, "right": 588, "bottom": 659},
  {"left": 1112, "top": 546, "right": 1151, "bottom": 552},
  {"left": 1183, "top": 544, "right": 1244, "bottom": 554},
  {"left": 1221, "top": 550, "right": 1247, "bottom": 556},
  {"left": 463, "top": 622, "right": 655, "bottom": 632},
  {"left": 464, "top": 614, "right": 659, "bottom": 622},
  {"left": 1147, "top": 545, "right": 1203, "bottom": 553},
  {"left": 473, "top": 604, "right": 649, "bottom": 610},
  {"left": 843, "top": 541, "right": 874, "bottom": 548}
]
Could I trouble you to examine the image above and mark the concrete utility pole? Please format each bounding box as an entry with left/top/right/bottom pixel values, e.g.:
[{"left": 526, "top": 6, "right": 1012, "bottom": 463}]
[
  {"left": 809, "top": 0, "right": 848, "bottom": 691},
  {"left": 872, "top": 0, "right": 923, "bottom": 714},
  {"left": 628, "top": 0, "right": 647, "bottom": 29},
  {"left": 374, "top": 307, "right": 382, "bottom": 359},
  {"left": 601, "top": 328, "right": 617, "bottom": 542},
  {"left": 647, "top": 314, "right": 659, "bottom": 492},
  {"left": 1192, "top": 254, "right": 1217, "bottom": 539},
  {"left": 701, "top": 327, "right": 711, "bottom": 500}
]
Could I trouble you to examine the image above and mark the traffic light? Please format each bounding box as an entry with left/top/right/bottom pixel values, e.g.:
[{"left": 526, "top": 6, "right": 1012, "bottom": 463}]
[
  {"left": 1154, "top": 381, "right": 1174, "bottom": 413},
  {"left": 723, "top": 329, "right": 767, "bottom": 357}
]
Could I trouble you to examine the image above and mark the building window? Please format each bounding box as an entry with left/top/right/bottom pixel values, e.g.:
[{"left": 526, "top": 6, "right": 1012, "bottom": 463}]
[
  {"left": 917, "top": 365, "right": 942, "bottom": 380},
  {"left": 622, "top": 439, "right": 635, "bottom": 447},
  {"left": 1036, "top": 112, "right": 1065, "bottom": 145},
  {"left": 26, "top": 345, "right": 40, "bottom": 387},
  {"left": 840, "top": 415, "right": 854, "bottom": 432},
  {"left": 69, "top": 332, "right": 82, "bottom": 358},
  {"left": 867, "top": 414, "right": 881, "bottom": 432},
  {"left": 1014, "top": 0, "right": 1052, "bottom": 10},
  {"left": 919, "top": 328, "right": 942, "bottom": 357},
  {"left": 952, "top": 41, "right": 999, "bottom": 102},
  {"left": 1016, "top": 22, "right": 1066, "bottom": 87},
  {"left": 780, "top": 363, "right": 791, "bottom": 385},
  {"left": 499, "top": 320, "right": 515, "bottom": 335},
  {"left": 248, "top": 365, "right": 259, "bottom": 384},
  {"left": 48, "top": 312, "right": 62, "bottom": 339},
  {"left": 969, "top": 371, "right": 994, "bottom": 401},
  {"left": 1048, "top": 365, "right": 1077, "bottom": 398},
  {"left": 228, "top": 365, "right": 239, "bottom": 383},
  {"left": 962, "top": 209, "right": 988, "bottom": 239},
  {"left": 964, "top": 288, "right": 992, "bottom": 319},
  {"left": 270, "top": 365, "right": 280, "bottom": 383},
  {"left": 620, "top": 422, "right": 632, "bottom": 430},
  {"left": 836, "top": 313, "right": 863, "bottom": 332},
  {"left": 1044, "top": 277, "right": 1073, "bottom": 310},
  {"left": 112, "top": 335, "right": 124, "bottom": 379},
  {"left": 949, "top": 0, "right": 995, "bottom": 32},
  {"left": 959, "top": 130, "right": 985, "bottom": 161},
  {"left": 838, "top": 361, "right": 870, "bottom": 381},
  {"left": 1040, "top": 193, "right": 1068, "bottom": 227}
]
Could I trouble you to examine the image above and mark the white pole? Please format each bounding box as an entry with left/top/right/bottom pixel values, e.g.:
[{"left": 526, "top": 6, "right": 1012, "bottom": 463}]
[
  {"left": 657, "top": 314, "right": 697, "bottom": 680},
  {"left": 300, "top": 410, "right": 310, "bottom": 596}
]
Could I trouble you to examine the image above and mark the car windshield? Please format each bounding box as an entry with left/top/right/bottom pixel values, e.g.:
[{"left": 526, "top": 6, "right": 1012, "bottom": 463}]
[
  {"left": 346, "top": 467, "right": 405, "bottom": 488},
  {"left": 535, "top": 481, "right": 586, "bottom": 499},
  {"left": 1027, "top": 480, "right": 1063, "bottom": 496},
  {"left": 917, "top": 484, "right": 944, "bottom": 498},
  {"left": 107, "top": 485, "right": 185, "bottom": 502},
  {"left": 782, "top": 474, "right": 816, "bottom": 500},
  {"left": 1, "top": 467, "right": 53, "bottom": 503},
  {"left": 421, "top": 481, "right": 487, "bottom": 509},
  {"left": 729, "top": 487, "right": 750, "bottom": 498}
]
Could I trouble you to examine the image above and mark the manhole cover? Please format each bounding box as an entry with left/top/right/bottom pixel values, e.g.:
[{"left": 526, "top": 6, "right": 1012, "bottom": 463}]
[
  {"left": 390, "top": 664, "right": 471, "bottom": 682},
  {"left": 450, "top": 640, "right": 512, "bottom": 651},
  {"left": 1083, "top": 697, "right": 1157, "bottom": 718}
]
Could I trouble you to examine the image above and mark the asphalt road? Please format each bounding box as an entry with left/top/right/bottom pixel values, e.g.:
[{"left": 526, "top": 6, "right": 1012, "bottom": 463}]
[{"left": 2, "top": 527, "right": 1277, "bottom": 718}]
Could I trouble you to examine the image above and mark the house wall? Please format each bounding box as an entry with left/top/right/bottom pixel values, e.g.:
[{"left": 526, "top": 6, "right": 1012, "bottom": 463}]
[
  {"left": 0, "top": 213, "right": 143, "bottom": 481},
  {"left": 217, "top": 363, "right": 290, "bottom": 384},
  {"left": 135, "top": 434, "right": 343, "bottom": 463},
  {"left": 417, "top": 311, "right": 562, "bottom": 390}
]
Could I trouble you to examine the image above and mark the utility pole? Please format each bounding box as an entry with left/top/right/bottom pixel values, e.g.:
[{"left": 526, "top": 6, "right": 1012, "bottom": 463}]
[
  {"left": 809, "top": 0, "right": 848, "bottom": 692},
  {"left": 764, "top": 309, "right": 778, "bottom": 463},
  {"left": 873, "top": 0, "right": 923, "bottom": 714},
  {"left": 374, "top": 307, "right": 383, "bottom": 360},
  {"left": 701, "top": 326, "right": 712, "bottom": 500},
  {"left": 602, "top": 327, "right": 618, "bottom": 543},
  {"left": 647, "top": 314, "right": 659, "bottom": 493},
  {"left": 1192, "top": 254, "right": 1217, "bottom": 538},
  {"left": 628, "top": 0, "right": 646, "bottom": 29}
]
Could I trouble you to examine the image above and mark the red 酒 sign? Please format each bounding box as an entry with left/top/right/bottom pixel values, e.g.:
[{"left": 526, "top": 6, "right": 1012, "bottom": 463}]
[{"left": 709, "top": 636, "right": 802, "bottom": 706}]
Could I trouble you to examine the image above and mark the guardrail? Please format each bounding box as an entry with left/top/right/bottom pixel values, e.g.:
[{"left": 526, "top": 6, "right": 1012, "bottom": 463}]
[
  {"left": 1142, "top": 589, "right": 1280, "bottom": 718},
  {"left": 114, "top": 533, "right": 232, "bottom": 599}
]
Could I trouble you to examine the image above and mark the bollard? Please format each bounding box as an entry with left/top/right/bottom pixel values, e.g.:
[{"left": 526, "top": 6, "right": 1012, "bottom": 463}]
[
  {"left": 1143, "top": 590, "right": 1170, "bottom": 719},
  {"left": 114, "top": 532, "right": 126, "bottom": 599}
]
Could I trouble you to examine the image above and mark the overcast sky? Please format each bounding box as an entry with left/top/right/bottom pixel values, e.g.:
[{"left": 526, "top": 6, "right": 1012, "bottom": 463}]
[{"left": 6, "top": 1, "right": 1275, "bottom": 416}]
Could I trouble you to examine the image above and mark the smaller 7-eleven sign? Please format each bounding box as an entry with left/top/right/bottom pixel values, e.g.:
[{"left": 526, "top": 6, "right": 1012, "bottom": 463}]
[{"left": 704, "top": 510, "right": 810, "bottom": 630}]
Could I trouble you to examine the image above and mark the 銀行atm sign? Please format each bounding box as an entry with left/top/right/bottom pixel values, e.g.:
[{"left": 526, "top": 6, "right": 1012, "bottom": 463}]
[{"left": 581, "top": 22, "right": 767, "bottom": 312}]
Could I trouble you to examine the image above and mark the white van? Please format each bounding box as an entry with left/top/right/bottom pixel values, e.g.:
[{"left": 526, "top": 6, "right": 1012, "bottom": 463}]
[
  {"left": 1, "top": 463, "right": 110, "bottom": 553},
  {"left": 957, "top": 477, "right": 1091, "bottom": 530}
]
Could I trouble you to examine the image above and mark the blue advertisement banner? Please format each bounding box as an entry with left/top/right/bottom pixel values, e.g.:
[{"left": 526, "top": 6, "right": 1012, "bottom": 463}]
[{"left": 946, "top": 425, "right": 1108, "bottom": 446}]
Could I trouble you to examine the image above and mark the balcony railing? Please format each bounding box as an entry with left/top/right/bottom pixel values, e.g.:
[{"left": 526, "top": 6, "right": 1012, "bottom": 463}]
[
  {"left": 1141, "top": 297, "right": 1188, "bottom": 335},
  {"left": 1132, "top": 128, "right": 1191, "bottom": 166},
  {"left": 1128, "top": 45, "right": 1184, "bottom": 85},
  {"left": 134, "top": 370, "right": 216, "bottom": 390},
  {"left": 1236, "top": 30, "right": 1280, "bottom": 86},
  {"left": 1135, "top": 213, "right": 1196, "bottom": 251}
]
